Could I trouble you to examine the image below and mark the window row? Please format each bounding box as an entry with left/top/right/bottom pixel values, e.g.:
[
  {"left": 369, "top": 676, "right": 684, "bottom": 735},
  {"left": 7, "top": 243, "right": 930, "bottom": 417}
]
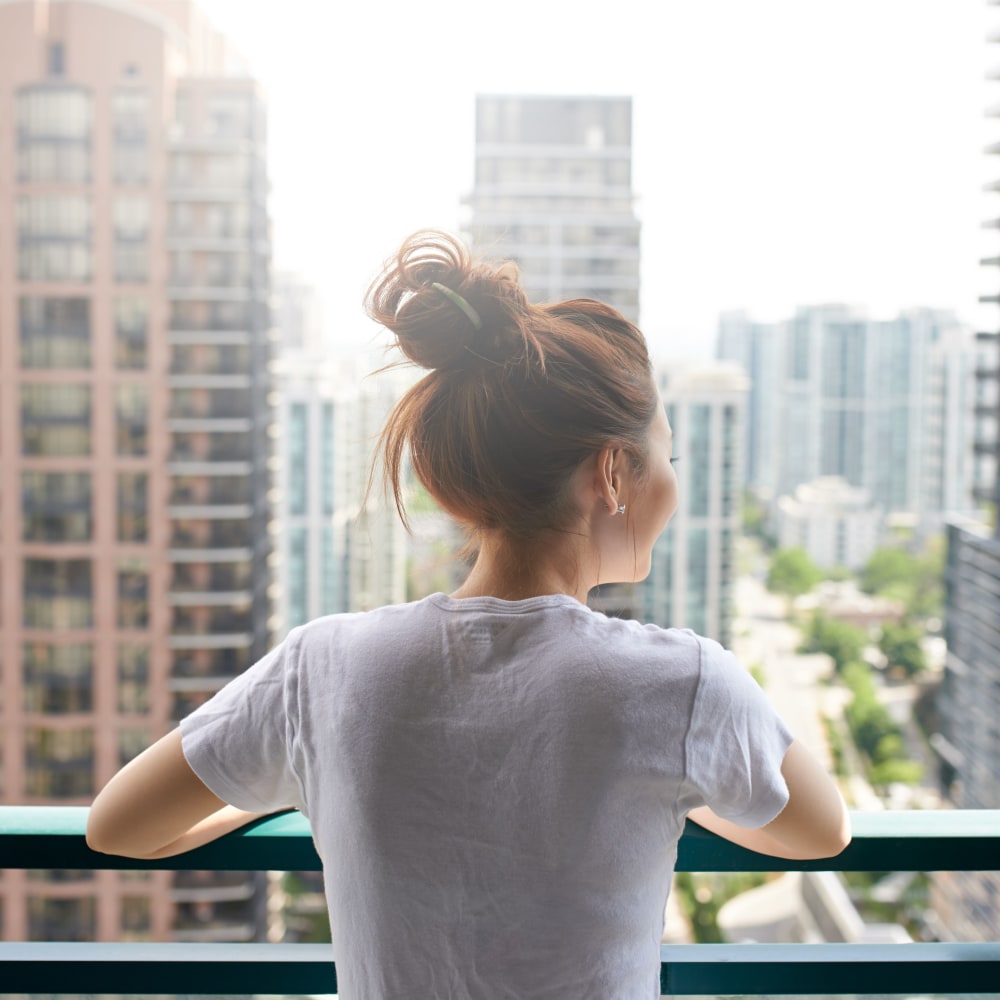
[
  {"left": 21, "top": 557, "right": 149, "bottom": 630},
  {"left": 16, "top": 85, "right": 150, "bottom": 184},
  {"left": 21, "top": 642, "right": 149, "bottom": 714},
  {"left": 19, "top": 295, "right": 149, "bottom": 370},
  {"left": 18, "top": 295, "right": 149, "bottom": 371},
  {"left": 169, "top": 249, "right": 258, "bottom": 289},
  {"left": 475, "top": 156, "right": 631, "bottom": 186},
  {"left": 17, "top": 195, "right": 150, "bottom": 282},
  {"left": 20, "top": 895, "right": 150, "bottom": 942},
  {"left": 22, "top": 725, "right": 152, "bottom": 799},
  {"left": 20, "top": 384, "right": 149, "bottom": 457},
  {"left": 21, "top": 471, "right": 146, "bottom": 543},
  {"left": 169, "top": 150, "right": 253, "bottom": 187}
]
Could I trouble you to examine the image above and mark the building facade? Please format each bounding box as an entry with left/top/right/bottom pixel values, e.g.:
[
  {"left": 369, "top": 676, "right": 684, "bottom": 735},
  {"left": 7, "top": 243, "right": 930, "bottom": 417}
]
[
  {"left": 717, "top": 306, "right": 980, "bottom": 529},
  {"left": 0, "top": 0, "right": 271, "bottom": 943},
  {"left": 271, "top": 274, "right": 407, "bottom": 635},
  {"left": 776, "top": 477, "right": 882, "bottom": 572},
  {"left": 465, "top": 95, "right": 641, "bottom": 323},
  {"left": 934, "top": 518, "right": 1000, "bottom": 941},
  {"left": 640, "top": 363, "right": 747, "bottom": 648},
  {"left": 931, "top": 5, "right": 1000, "bottom": 942}
]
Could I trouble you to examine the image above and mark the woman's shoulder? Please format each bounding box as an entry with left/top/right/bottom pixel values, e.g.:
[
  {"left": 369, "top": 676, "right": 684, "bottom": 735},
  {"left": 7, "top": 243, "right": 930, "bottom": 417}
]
[{"left": 287, "top": 594, "right": 444, "bottom": 643}]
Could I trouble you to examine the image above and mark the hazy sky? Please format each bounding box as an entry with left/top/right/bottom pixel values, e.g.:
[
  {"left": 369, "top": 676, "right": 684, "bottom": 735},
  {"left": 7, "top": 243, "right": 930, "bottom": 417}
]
[{"left": 197, "top": 0, "right": 996, "bottom": 362}]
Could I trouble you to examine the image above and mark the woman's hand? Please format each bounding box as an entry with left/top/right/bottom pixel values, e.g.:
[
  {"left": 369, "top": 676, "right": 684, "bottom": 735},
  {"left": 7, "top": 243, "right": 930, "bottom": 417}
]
[{"left": 86, "top": 728, "right": 269, "bottom": 859}]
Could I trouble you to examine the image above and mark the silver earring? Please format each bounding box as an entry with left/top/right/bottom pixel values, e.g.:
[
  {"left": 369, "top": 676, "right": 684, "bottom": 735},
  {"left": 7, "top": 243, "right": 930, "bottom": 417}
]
[{"left": 616, "top": 503, "right": 626, "bottom": 516}]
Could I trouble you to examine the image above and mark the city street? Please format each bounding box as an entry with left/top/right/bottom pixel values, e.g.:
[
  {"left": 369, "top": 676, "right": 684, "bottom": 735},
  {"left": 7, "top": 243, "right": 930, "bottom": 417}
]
[{"left": 729, "top": 574, "right": 882, "bottom": 810}]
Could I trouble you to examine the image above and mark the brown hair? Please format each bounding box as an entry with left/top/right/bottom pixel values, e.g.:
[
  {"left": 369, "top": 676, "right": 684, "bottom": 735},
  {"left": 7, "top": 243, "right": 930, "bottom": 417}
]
[{"left": 366, "top": 230, "right": 658, "bottom": 542}]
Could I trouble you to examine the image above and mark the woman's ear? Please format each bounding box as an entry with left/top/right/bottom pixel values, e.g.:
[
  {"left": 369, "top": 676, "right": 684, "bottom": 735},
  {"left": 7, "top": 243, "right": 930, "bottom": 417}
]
[{"left": 594, "top": 445, "right": 624, "bottom": 514}]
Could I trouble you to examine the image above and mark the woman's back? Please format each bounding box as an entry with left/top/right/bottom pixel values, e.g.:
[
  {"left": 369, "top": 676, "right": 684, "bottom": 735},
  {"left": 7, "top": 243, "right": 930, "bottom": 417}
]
[{"left": 181, "top": 593, "right": 792, "bottom": 998}]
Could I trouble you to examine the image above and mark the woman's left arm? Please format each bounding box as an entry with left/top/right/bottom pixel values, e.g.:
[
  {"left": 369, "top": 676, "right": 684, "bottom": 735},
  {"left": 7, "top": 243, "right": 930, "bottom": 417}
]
[{"left": 86, "top": 728, "right": 271, "bottom": 859}]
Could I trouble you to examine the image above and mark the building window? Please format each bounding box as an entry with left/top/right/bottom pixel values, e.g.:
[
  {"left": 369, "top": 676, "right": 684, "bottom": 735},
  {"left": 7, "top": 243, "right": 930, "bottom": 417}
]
[
  {"left": 169, "top": 299, "right": 252, "bottom": 331},
  {"left": 24, "top": 728, "right": 94, "bottom": 798},
  {"left": 23, "top": 643, "right": 92, "bottom": 714},
  {"left": 119, "top": 727, "right": 150, "bottom": 767},
  {"left": 21, "top": 383, "right": 91, "bottom": 457},
  {"left": 115, "top": 384, "right": 148, "bottom": 456},
  {"left": 687, "top": 404, "right": 712, "bottom": 518},
  {"left": 113, "top": 196, "right": 149, "bottom": 283},
  {"left": 117, "top": 472, "right": 148, "bottom": 542},
  {"left": 23, "top": 558, "right": 92, "bottom": 630},
  {"left": 289, "top": 403, "right": 308, "bottom": 516},
  {"left": 206, "top": 93, "right": 253, "bottom": 139},
  {"left": 17, "top": 195, "right": 92, "bottom": 282},
  {"left": 288, "top": 525, "right": 309, "bottom": 628},
  {"left": 321, "top": 524, "right": 338, "bottom": 615},
  {"left": 118, "top": 559, "right": 149, "bottom": 628},
  {"left": 115, "top": 296, "right": 148, "bottom": 369},
  {"left": 28, "top": 897, "right": 95, "bottom": 942},
  {"left": 686, "top": 527, "right": 709, "bottom": 636},
  {"left": 16, "top": 84, "right": 90, "bottom": 182},
  {"left": 47, "top": 43, "right": 65, "bottom": 76},
  {"left": 112, "top": 89, "right": 149, "bottom": 184},
  {"left": 19, "top": 297, "right": 90, "bottom": 369},
  {"left": 22, "top": 471, "right": 92, "bottom": 542},
  {"left": 169, "top": 342, "right": 250, "bottom": 376},
  {"left": 321, "top": 402, "right": 335, "bottom": 516},
  {"left": 117, "top": 645, "right": 150, "bottom": 713},
  {"left": 121, "top": 896, "right": 151, "bottom": 941}
]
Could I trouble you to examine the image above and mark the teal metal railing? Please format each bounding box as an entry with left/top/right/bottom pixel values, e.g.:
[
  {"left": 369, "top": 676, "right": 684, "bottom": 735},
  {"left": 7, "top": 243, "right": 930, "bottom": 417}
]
[{"left": 1, "top": 806, "right": 999, "bottom": 995}]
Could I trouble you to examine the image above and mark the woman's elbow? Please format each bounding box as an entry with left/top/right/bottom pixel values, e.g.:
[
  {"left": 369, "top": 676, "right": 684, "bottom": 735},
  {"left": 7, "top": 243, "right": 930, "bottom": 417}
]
[
  {"left": 801, "top": 811, "right": 852, "bottom": 860},
  {"left": 85, "top": 809, "right": 149, "bottom": 859},
  {"left": 85, "top": 813, "right": 123, "bottom": 857}
]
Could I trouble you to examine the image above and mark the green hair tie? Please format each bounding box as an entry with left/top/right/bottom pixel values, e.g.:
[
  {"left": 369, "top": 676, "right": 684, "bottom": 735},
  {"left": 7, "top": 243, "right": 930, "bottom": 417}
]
[{"left": 431, "top": 282, "right": 483, "bottom": 330}]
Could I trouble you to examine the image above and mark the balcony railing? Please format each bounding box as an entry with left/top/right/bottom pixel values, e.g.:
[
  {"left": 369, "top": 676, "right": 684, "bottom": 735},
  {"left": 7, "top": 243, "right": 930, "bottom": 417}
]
[{"left": 1, "top": 807, "right": 999, "bottom": 995}]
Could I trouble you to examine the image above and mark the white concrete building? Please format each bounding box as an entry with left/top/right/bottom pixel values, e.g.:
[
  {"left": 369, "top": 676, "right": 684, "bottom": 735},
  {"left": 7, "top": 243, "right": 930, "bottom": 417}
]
[
  {"left": 271, "top": 277, "right": 406, "bottom": 635},
  {"left": 640, "top": 362, "right": 747, "bottom": 647},
  {"left": 776, "top": 476, "right": 883, "bottom": 571}
]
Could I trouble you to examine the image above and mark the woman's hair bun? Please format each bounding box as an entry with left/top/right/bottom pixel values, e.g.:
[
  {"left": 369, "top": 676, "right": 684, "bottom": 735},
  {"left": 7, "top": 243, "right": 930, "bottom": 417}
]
[{"left": 365, "top": 230, "right": 529, "bottom": 371}]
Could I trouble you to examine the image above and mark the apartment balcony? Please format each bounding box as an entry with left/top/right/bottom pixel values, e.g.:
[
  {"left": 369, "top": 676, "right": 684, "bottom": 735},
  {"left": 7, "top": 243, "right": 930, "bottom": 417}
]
[{"left": 1, "top": 807, "right": 997, "bottom": 995}]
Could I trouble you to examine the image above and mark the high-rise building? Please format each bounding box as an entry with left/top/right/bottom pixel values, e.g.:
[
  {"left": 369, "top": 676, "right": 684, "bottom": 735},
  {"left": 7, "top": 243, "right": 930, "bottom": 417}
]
[
  {"left": 466, "top": 94, "right": 644, "bottom": 617},
  {"left": 717, "top": 306, "right": 980, "bottom": 529},
  {"left": 931, "top": 2, "right": 1000, "bottom": 944},
  {"left": 271, "top": 273, "right": 408, "bottom": 634},
  {"left": 0, "top": 0, "right": 271, "bottom": 943},
  {"left": 640, "top": 363, "right": 747, "bottom": 648},
  {"left": 465, "top": 95, "right": 641, "bottom": 323}
]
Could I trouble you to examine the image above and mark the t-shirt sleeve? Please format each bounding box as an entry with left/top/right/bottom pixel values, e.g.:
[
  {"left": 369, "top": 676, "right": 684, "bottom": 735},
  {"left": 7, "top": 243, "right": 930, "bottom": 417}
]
[
  {"left": 683, "top": 635, "right": 794, "bottom": 828},
  {"left": 179, "top": 631, "right": 306, "bottom": 814}
]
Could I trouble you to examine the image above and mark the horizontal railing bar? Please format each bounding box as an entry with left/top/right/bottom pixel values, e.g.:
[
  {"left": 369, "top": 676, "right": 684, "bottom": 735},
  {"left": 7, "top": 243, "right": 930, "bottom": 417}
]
[
  {"left": 2, "top": 806, "right": 999, "bottom": 872},
  {"left": 660, "top": 942, "right": 1000, "bottom": 995},
  {"left": 2, "top": 941, "right": 999, "bottom": 996}
]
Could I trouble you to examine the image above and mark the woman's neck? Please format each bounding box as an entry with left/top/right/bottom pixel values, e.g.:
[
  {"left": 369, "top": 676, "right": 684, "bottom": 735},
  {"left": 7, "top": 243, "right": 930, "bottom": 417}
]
[{"left": 450, "top": 532, "right": 594, "bottom": 604}]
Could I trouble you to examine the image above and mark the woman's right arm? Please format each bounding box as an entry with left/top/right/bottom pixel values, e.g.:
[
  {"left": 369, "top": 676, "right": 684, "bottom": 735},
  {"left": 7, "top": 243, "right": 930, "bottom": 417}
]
[{"left": 687, "top": 739, "right": 851, "bottom": 860}]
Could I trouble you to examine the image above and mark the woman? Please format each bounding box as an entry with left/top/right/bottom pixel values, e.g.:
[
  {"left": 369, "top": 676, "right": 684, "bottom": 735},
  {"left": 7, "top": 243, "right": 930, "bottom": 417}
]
[{"left": 88, "top": 230, "right": 850, "bottom": 999}]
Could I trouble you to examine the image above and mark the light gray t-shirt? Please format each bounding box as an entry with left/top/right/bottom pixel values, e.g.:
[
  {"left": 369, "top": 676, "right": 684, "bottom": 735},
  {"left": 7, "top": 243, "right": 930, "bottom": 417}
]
[{"left": 180, "top": 592, "right": 793, "bottom": 999}]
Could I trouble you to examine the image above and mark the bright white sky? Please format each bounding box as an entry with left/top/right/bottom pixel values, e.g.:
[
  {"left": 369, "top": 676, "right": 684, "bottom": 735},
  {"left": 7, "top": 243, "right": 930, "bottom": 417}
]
[{"left": 198, "top": 0, "right": 996, "bottom": 362}]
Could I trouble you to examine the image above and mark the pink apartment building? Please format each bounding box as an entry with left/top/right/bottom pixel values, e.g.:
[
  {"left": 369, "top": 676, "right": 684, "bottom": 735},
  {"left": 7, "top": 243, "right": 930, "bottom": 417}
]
[{"left": 0, "top": 0, "right": 273, "bottom": 942}]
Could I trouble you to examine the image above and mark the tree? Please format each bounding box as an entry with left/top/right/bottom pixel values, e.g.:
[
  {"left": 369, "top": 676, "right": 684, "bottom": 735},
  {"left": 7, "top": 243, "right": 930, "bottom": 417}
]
[
  {"left": 878, "top": 621, "right": 927, "bottom": 678},
  {"left": 800, "top": 612, "right": 867, "bottom": 674},
  {"left": 742, "top": 490, "right": 776, "bottom": 550},
  {"left": 766, "top": 547, "right": 822, "bottom": 598},
  {"left": 860, "top": 540, "right": 944, "bottom": 623},
  {"left": 860, "top": 547, "right": 915, "bottom": 596},
  {"left": 909, "top": 538, "right": 945, "bottom": 622}
]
